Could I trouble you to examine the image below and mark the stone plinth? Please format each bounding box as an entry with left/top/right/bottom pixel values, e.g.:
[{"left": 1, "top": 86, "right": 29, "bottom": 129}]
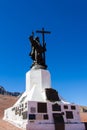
[
  {"left": 3, "top": 68, "right": 86, "bottom": 130},
  {"left": 26, "top": 69, "right": 51, "bottom": 92}
]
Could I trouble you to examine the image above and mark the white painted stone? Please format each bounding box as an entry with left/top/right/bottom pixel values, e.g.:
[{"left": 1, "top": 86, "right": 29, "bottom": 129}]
[
  {"left": 26, "top": 69, "right": 51, "bottom": 92},
  {"left": 3, "top": 68, "right": 86, "bottom": 130}
]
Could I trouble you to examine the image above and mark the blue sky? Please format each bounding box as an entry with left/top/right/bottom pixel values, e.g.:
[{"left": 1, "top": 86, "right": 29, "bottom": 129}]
[{"left": 0, "top": 0, "right": 87, "bottom": 106}]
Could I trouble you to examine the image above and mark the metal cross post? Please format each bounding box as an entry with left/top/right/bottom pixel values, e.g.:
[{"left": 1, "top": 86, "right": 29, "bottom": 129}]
[{"left": 36, "top": 28, "right": 51, "bottom": 66}]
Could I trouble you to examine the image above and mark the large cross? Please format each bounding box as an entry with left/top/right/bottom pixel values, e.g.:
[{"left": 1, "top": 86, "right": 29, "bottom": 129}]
[
  {"left": 36, "top": 28, "right": 51, "bottom": 66},
  {"left": 36, "top": 28, "right": 51, "bottom": 47}
]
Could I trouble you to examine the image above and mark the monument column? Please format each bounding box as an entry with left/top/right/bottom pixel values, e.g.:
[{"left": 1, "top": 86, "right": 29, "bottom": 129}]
[{"left": 26, "top": 69, "right": 51, "bottom": 92}]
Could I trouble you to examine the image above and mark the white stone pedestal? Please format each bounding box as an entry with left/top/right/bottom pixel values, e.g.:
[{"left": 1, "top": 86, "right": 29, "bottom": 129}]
[
  {"left": 26, "top": 69, "right": 51, "bottom": 92},
  {"left": 3, "top": 68, "right": 85, "bottom": 130},
  {"left": 3, "top": 68, "right": 52, "bottom": 129}
]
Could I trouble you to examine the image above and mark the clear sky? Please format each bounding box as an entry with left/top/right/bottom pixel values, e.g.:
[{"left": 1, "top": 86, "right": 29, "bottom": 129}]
[{"left": 0, "top": 0, "right": 87, "bottom": 106}]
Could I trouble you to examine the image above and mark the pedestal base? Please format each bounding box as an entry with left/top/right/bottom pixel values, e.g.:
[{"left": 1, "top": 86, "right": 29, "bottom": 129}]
[{"left": 3, "top": 69, "right": 86, "bottom": 130}]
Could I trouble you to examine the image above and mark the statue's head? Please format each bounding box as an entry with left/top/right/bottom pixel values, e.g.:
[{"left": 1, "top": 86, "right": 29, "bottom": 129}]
[{"left": 35, "top": 36, "right": 39, "bottom": 42}]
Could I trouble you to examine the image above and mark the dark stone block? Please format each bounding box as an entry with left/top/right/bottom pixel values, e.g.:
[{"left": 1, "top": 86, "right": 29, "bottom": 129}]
[
  {"left": 22, "top": 111, "right": 27, "bottom": 119},
  {"left": 84, "top": 123, "right": 87, "bottom": 130},
  {"left": 52, "top": 103, "right": 61, "bottom": 111},
  {"left": 45, "top": 88, "right": 60, "bottom": 102},
  {"left": 37, "top": 102, "right": 47, "bottom": 113}
]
